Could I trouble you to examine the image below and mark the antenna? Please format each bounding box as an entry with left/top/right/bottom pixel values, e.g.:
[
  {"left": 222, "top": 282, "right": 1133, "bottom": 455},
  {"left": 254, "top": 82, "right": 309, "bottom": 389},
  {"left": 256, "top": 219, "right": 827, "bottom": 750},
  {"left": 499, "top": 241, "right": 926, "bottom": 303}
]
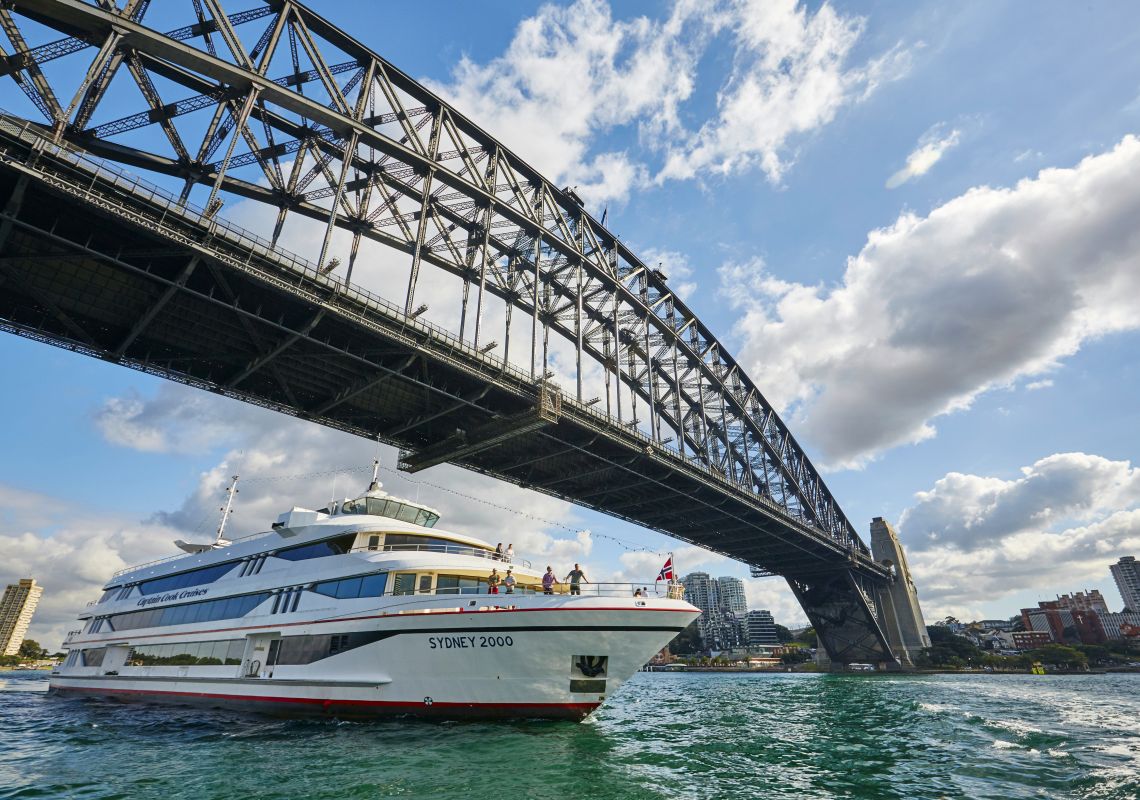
[
  {"left": 368, "top": 433, "right": 382, "bottom": 492},
  {"left": 215, "top": 475, "right": 239, "bottom": 545}
]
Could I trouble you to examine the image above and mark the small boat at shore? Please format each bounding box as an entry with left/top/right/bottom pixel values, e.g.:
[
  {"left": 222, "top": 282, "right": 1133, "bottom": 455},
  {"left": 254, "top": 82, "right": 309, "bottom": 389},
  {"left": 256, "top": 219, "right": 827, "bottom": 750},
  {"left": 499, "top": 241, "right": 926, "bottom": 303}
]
[{"left": 50, "top": 467, "right": 697, "bottom": 720}]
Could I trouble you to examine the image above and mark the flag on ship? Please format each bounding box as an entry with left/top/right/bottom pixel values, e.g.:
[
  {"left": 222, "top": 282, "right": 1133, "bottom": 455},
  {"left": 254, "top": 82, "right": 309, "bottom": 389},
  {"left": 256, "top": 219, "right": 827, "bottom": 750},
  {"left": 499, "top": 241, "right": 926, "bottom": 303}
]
[{"left": 656, "top": 555, "right": 674, "bottom": 583}]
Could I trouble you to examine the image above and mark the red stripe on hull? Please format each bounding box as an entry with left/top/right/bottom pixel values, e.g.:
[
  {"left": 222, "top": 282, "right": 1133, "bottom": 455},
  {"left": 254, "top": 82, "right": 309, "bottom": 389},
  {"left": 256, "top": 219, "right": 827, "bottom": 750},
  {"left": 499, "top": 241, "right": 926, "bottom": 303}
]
[{"left": 48, "top": 684, "right": 601, "bottom": 721}]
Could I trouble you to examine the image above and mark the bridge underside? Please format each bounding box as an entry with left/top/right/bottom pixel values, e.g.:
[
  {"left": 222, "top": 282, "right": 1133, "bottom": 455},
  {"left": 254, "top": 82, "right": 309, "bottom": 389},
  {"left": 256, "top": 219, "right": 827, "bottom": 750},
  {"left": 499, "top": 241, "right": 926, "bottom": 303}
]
[{"left": 0, "top": 120, "right": 898, "bottom": 667}]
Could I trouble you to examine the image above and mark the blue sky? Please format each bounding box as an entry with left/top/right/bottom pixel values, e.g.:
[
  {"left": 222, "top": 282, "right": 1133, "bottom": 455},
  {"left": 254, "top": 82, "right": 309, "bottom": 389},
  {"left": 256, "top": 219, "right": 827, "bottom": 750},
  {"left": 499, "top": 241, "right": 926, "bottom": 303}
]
[{"left": 3, "top": 0, "right": 1140, "bottom": 647}]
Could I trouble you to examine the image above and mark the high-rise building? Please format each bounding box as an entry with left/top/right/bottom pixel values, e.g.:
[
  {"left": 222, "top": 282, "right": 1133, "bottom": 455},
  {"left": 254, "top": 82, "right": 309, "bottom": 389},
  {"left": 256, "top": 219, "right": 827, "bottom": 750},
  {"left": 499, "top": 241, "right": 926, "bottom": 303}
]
[
  {"left": 681, "top": 573, "right": 748, "bottom": 650},
  {"left": 1111, "top": 556, "right": 1140, "bottom": 612},
  {"left": 681, "top": 572, "right": 719, "bottom": 649},
  {"left": 0, "top": 578, "right": 43, "bottom": 656},
  {"left": 681, "top": 572, "right": 717, "bottom": 616},
  {"left": 717, "top": 576, "right": 747, "bottom": 617},
  {"left": 746, "top": 610, "right": 779, "bottom": 646}
]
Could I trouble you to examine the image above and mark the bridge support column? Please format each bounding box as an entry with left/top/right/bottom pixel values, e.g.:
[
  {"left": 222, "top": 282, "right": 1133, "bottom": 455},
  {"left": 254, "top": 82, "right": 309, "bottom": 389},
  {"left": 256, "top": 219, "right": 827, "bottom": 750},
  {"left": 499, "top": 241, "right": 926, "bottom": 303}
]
[
  {"left": 869, "top": 517, "right": 930, "bottom": 668},
  {"left": 788, "top": 570, "right": 897, "bottom": 669}
]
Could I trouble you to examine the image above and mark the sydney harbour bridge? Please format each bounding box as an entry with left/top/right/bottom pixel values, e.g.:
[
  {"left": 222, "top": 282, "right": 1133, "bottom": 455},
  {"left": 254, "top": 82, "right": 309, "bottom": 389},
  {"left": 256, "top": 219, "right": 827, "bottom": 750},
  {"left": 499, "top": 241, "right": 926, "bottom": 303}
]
[{"left": 0, "top": 0, "right": 929, "bottom": 667}]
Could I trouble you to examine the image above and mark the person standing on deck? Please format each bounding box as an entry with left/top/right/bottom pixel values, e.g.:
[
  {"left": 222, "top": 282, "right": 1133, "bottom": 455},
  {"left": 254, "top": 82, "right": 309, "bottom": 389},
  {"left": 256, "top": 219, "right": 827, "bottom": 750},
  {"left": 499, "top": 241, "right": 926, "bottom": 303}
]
[
  {"left": 542, "top": 566, "right": 556, "bottom": 595},
  {"left": 505, "top": 543, "right": 515, "bottom": 563},
  {"left": 564, "top": 564, "right": 588, "bottom": 596},
  {"left": 494, "top": 543, "right": 504, "bottom": 561},
  {"left": 503, "top": 569, "right": 516, "bottom": 594},
  {"left": 487, "top": 568, "right": 501, "bottom": 594}
]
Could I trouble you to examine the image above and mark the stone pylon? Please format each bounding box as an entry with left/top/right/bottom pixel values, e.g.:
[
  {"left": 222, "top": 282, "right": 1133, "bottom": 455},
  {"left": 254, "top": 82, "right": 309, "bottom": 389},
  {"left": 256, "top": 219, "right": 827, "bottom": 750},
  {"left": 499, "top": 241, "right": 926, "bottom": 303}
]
[{"left": 869, "top": 517, "right": 930, "bottom": 668}]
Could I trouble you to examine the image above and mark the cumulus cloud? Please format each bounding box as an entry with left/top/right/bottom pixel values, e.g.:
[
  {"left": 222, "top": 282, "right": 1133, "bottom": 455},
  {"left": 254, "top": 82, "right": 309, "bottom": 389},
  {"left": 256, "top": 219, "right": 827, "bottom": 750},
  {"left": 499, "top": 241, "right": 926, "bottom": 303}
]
[
  {"left": 723, "top": 135, "right": 1140, "bottom": 467},
  {"left": 660, "top": 0, "right": 908, "bottom": 184},
  {"left": 430, "top": 0, "right": 910, "bottom": 205},
  {"left": 0, "top": 485, "right": 186, "bottom": 650},
  {"left": 885, "top": 124, "right": 960, "bottom": 188},
  {"left": 898, "top": 452, "right": 1140, "bottom": 618},
  {"left": 428, "top": 0, "right": 700, "bottom": 206}
]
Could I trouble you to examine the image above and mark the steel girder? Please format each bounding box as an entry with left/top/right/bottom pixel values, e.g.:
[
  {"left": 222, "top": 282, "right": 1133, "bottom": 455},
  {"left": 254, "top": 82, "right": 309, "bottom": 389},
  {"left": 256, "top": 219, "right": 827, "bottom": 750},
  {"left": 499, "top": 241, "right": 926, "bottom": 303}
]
[
  {"left": 0, "top": 103, "right": 896, "bottom": 663},
  {"left": 0, "top": 0, "right": 869, "bottom": 556}
]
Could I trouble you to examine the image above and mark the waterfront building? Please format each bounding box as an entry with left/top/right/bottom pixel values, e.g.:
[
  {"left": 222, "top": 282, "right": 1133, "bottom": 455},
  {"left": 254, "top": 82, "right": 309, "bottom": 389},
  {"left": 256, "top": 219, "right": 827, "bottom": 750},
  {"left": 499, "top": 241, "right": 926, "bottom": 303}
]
[
  {"left": 978, "top": 619, "right": 1016, "bottom": 632},
  {"left": 1011, "top": 631, "right": 1052, "bottom": 651},
  {"left": 717, "top": 577, "right": 747, "bottom": 617},
  {"left": 681, "top": 572, "right": 718, "bottom": 617},
  {"left": 1021, "top": 602, "right": 1106, "bottom": 646},
  {"left": 1094, "top": 610, "right": 1140, "bottom": 640},
  {"left": 746, "top": 610, "right": 779, "bottom": 646},
  {"left": 0, "top": 578, "right": 43, "bottom": 656},
  {"left": 682, "top": 572, "right": 721, "bottom": 649},
  {"left": 680, "top": 573, "right": 747, "bottom": 650},
  {"left": 1055, "top": 590, "right": 1109, "bottom": 615},
  {"left": 1111, "top": 556, "right": 1140, "bottom": 612}
]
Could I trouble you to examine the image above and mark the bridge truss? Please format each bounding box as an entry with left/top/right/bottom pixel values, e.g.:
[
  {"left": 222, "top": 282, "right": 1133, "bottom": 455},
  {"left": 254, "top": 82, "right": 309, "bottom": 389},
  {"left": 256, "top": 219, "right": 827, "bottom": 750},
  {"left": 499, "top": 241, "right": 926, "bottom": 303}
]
[{"left": 0, "top": 0, "right": 902, "bottom": 665}]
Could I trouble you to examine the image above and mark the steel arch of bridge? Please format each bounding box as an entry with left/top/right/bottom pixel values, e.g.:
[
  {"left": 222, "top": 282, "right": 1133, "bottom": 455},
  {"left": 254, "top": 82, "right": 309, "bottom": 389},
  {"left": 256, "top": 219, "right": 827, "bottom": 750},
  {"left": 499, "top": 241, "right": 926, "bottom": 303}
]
[{"left": 0, "top": 0, "right": 900, "bottom": 665}]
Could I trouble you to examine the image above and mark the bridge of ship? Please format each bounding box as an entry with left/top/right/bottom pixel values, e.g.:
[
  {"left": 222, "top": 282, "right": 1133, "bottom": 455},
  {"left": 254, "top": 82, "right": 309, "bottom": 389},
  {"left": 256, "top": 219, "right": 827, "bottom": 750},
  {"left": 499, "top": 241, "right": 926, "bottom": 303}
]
[{"left": 0, "top": 0, "right": 900, "bottom": 666}]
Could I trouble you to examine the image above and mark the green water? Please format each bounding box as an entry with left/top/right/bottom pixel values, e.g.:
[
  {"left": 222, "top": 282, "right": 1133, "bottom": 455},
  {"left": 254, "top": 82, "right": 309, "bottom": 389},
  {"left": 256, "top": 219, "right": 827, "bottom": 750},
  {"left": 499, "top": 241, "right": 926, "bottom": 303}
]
[{"left": 2, "top": 670, "right": 1137, "bottom": 799}]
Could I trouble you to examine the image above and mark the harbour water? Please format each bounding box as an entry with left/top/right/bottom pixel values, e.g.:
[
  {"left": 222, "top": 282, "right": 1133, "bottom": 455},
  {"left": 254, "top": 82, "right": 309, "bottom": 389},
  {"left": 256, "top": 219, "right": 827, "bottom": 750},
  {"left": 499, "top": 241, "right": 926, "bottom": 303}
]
[{"left": 2, "top": 670, "right": 1137, "bottom": 799}]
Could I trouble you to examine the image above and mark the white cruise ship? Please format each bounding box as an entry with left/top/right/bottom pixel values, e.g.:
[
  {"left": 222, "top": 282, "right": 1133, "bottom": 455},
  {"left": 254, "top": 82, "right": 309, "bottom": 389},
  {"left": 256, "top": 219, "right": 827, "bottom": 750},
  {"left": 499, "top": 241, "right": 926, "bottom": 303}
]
[{"left": 50, "top": 470, "right": 698, "bottom": 720}]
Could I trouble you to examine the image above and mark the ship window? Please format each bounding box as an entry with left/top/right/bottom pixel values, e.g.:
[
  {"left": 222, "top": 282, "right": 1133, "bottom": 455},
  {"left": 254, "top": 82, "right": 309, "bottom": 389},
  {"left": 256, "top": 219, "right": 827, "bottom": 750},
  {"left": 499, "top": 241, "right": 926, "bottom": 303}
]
[
  {"left": 128, "top": 638, "right": 243, "bottom": 666},
  {"left": 82, "top": 648, "right": 106, "bottom": 667},
  {"left": 271, "top": 632, "right": 389, "bottom": 665},
  {"left": 435, "top": 575, "right": 482, "bottom": 595},
  {"left": 137, "top": 561, "right": 236, "bottom": 596},
  {"left": 334, "top": 577, "right": 363, "bottom": 599},
  {"left": 367, "top": 535, "right": 380, "bottom": 551},
  {"left": 361, "top": 573, "right": 387, "bottom": 596},
  {"left": 312, "top": 572, "right": 388, "bottom": 599},
  {"left": 98, "top": 588, "right": 117, "bottom": 604},
  {"left": 275, "top": 534, "right": 357, "bottom": 562},
  {"left": 418, "top": 575, "right": 433, "bottom": 594},
  {"left": 106, "top": 592, "right": 272, "bottom": 631},
  {"left": 391, "top": 573, "right": 416, "bottom": 595},
  {"left": 384, "top": 534, "right": 487, "bottom": 553}
]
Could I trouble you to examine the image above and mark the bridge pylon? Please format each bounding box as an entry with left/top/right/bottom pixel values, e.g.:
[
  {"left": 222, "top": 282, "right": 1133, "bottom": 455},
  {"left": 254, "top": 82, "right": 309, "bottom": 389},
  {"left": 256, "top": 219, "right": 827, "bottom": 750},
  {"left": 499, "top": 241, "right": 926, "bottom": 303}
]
[{"left": 868, "top": 517, "right": 930, "bottom": 668}]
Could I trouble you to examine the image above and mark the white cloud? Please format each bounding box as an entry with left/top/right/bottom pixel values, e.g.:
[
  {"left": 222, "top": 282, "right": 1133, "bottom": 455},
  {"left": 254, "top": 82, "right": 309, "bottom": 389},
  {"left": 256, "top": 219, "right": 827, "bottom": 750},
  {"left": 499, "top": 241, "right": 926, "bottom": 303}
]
[
  {"left": 428, "top": 0, "right": 702, "bottom": 206},
  {"left": 0, "top": 485, "right": 187, "bottom": 651},
  {"left": 430, "top": 0, "right": 911, "bottom": 205},
  {"left": 897, "top": 452, "right": 1140, "bottom": 617},
  {"left": 722, "top": 135, "right": 1140, "bottom": 468},
  {"left": 885, "top": 124, "right": 960, "bottom": 188},
  {"left": 1024, "top": 379, "right": 1053, "bottom": 391},
  {"left": 640, "top": 246, "right": 698, "bottom": 299},
  {"left": 660, "top": 0, "right": 910, "bottom": 184}
]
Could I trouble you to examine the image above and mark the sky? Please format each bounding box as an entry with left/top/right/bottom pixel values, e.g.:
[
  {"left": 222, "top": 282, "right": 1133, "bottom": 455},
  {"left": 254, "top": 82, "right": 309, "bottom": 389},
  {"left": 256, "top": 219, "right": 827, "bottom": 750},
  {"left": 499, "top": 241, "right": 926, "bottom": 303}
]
[{"left": 3, "top": 0, "right": 1140, "bottom": 649}]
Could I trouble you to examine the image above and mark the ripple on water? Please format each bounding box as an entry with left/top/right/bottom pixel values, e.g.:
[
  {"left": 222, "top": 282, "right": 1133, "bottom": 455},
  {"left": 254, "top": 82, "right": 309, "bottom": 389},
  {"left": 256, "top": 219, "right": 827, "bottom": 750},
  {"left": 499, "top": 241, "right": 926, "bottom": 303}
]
[{"left": 1, "top": 671, "right": 1138, "bottom": 800}]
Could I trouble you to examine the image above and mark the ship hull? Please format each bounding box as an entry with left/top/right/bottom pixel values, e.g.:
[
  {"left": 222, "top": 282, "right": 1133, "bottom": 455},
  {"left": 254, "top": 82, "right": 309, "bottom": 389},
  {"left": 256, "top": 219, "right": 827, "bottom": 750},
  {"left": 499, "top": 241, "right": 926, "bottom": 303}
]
[{"left": 50, "top": 602, "right": 696, "bottom": 721}]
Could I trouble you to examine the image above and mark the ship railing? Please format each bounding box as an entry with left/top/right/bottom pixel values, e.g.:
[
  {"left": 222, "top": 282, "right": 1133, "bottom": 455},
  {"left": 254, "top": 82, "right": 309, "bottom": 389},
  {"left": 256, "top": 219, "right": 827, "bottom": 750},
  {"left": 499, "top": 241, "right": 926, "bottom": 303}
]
[
  {"left": 352, "top": 543, "right": 534, "bottom": 570},
  {"left": 384, "top": 581, "right": 685, "bottom": 600}
]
